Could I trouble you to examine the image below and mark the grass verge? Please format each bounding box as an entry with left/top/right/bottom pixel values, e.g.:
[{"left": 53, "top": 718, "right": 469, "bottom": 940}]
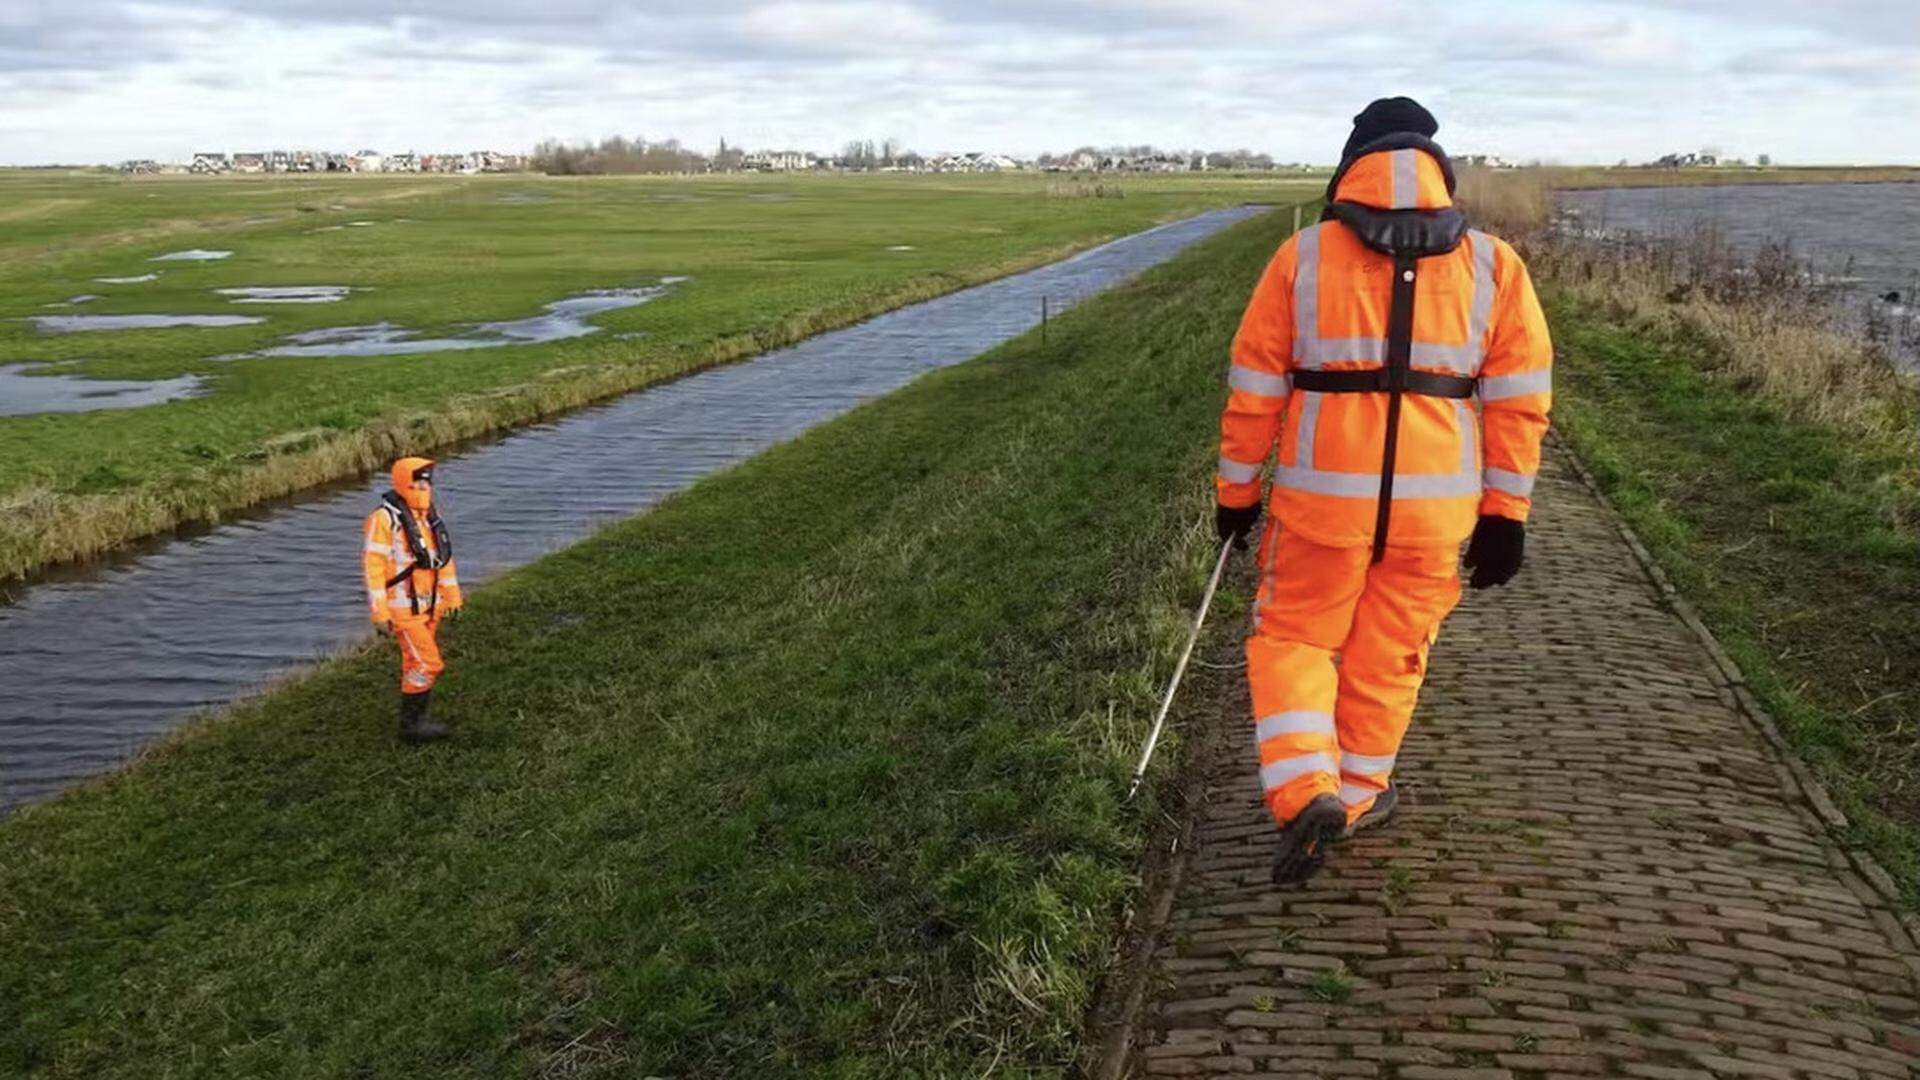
[
  {"left": 1547, "top": 292, "right": 1920, "bottom": 905},
  {"left": 0, "top": 207, "right": 1290, "bottom": 1075}
]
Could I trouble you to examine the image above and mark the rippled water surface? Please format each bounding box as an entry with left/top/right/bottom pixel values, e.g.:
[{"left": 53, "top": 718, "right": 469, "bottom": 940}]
[
  {"left": 0, "top": 206, "right": 1264, "bottom": 809},
  {"left": 1559, "top": 183, "right": 1920, "bottom": 301}
]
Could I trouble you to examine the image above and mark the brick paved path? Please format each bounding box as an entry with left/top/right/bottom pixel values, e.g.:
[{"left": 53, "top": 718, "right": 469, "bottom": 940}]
[{"left": 1126, "top": 444, "right": 1920, "bottom": 1079}]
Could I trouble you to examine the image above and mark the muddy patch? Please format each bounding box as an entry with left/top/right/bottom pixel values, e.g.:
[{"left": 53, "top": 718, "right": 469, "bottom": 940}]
[
  {"left": 0, "top": 363, "right": 207, "bottom": 416},
  {"left": 93, "top": 273, "right": 160, "bottom": 284},
  {"left": 151, "top": 250, "right": 233, "bottom": 262},
  {"left": 29, "top": 314, "right": 264, "bottom": 334},
  {"left": 216, "top": 286, "right": 355, "bottom": 305},
  {"left": 242, "top": 282, "right": 678, "bottom": 359}
]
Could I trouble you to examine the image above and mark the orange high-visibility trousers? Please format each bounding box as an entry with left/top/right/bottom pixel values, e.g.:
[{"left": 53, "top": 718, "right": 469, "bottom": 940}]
[
  {"left": 1248, "top": 526, "right": 1461, "bottom": 827},
  {"left": 392, "top": 618, "right": 444, "bottom": 695}
]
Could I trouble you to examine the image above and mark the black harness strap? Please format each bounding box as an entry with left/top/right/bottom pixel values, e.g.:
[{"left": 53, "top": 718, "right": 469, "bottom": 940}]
[
  {"left": 379, "top": 491, "right": 452, "bottom": 617},
  {"left": 1373, "top": 252, "right": 1422, "bottom": 565},
  {"left": 1292, "top": 368, "right": 1475, "bottom": 399}
]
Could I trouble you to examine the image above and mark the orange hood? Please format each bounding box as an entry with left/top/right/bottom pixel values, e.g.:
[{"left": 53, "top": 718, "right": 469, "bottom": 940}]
[
  {"left": 391, "top": 456, "right": 434, "bottom": 511},
  {"left": 1331, "top": 144, "right": 1454, "bottom": 212}
]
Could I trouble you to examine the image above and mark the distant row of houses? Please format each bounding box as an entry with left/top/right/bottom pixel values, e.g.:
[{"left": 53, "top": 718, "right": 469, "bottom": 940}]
[
  {"left": 118, "top": 150, "right": 526, "bottom": 175},
  {"left": 733, "top": 149, "right": 1304, "bottom": 174}
]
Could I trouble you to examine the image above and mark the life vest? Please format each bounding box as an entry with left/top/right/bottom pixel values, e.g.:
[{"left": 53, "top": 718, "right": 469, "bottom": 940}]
[
  {"left": 1309, "top": 133, "right": 1476, "bottom": 561},
  {"left": 379, "top": 490, "right": 453, "bottom": 617}
]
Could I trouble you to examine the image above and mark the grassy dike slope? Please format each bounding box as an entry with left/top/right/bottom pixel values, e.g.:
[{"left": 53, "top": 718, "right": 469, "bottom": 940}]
[{"left": 0, "top": 209, "right": 1289, "bottom": 1076}]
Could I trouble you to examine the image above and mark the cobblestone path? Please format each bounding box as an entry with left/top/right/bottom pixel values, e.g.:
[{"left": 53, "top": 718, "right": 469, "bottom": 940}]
[{"left": 1126, "top": 444, "right": 1920, "bottom": 1079}]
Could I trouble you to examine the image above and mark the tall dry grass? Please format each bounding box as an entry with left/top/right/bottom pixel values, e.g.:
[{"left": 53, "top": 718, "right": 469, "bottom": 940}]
[{"left": 1456, "top": 167, "right": 1917, "bottom": 446}]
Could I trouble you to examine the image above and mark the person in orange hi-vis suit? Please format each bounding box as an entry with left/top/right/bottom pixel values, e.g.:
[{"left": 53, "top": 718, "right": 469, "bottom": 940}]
[
  {"left": 1214, "top": 98, "right": 1552, "bottom": 883},
  {"left": 363, "top": 456, "right": 464, "bottom": 743}
]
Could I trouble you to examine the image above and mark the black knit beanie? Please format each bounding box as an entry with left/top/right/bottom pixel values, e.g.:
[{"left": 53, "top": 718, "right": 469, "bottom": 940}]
[{"left": 1341, "top": 97, "right": 1439, "bottom": 163}]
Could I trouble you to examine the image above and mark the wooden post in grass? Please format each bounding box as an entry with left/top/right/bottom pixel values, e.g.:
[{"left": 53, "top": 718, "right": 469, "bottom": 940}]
[{"left": 1293, "top": 203, "right": 1303, "bottom": 235}]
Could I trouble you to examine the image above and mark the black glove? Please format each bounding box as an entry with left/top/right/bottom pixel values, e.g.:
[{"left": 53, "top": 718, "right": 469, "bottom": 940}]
[
  {"left": 1463, "top": 515, "right": 1525, "bottom": 589},
  {"left": 1215, "top": 502, "right": 1261, "bottom": 550}
]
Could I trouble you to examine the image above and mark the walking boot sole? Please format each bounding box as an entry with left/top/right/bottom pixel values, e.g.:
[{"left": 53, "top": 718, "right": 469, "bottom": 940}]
[{"left": 1272, "top": 797, "right": 1347, "bottom": 886}]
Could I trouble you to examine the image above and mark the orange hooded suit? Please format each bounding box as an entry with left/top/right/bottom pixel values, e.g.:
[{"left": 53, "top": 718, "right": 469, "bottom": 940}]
[
  {"left": 1217, "top": 137, "right": 1552, "bottom": 830},
  {"left": 362, "top": 456, "right": 463, "bottom": 695}
]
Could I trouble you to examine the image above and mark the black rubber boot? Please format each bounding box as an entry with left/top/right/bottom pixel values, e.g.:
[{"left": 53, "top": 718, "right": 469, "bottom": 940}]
[
  {"left": 398, "top": 689, "right": 449, "bottom": 744},
  {"left": 1342, "top": 782, "right": 1398, "bottom": 839},
  {"left": 1272, "top": 794, "right": 1347, "bottom": 885}
]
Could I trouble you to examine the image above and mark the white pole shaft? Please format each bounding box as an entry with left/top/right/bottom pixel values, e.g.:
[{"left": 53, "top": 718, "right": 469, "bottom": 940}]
[{"left": 1127, "top": 540, "right": 1235, "bottom": 799}]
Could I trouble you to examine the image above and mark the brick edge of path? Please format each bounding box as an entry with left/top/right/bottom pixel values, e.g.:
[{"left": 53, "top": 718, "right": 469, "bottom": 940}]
[{"left": 1089, "top": 434, "right": 1920, "bottom": 1080}]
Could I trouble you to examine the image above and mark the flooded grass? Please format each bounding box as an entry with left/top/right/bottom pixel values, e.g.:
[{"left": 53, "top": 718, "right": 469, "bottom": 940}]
[
  {"left": 149, "top": 249, "right": 233, "bottom": 261},
  {"left": 0, "top": 170, "right": 1313, "bottom": 581},
  {"left": 0, "top": 363, "right": 208, "bottom": 415},
  {"left": 27, "top": 313, "right": 265, "bottom": 333},
  {"left": 215, "top": 286, "right": 354, "bottom": 304}
]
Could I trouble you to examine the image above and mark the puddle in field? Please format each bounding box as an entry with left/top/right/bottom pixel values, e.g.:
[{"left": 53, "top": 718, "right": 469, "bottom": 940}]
[
  {"left": 151, "top": 249, "right": 233, "bottom": 262},
  {"left": 29, "top": 313, "right": 264, "bottom": 333},
  {"left": 94, "top": 273, "right": 160, "bottom": 284},
  {"left": 0, "top": 363, "right": 208, "bottom": 416},
  {"left": 216, "top": 286, "right": 355, "bottom": 304},
  {"left": 346, "top": 221, "right": 375, "bottom": 227},
  {"left": 887, "top": 245, "right": 916, "bottom": 252},
  {"left": 42, "top": 295, "right": 101, "bottom": 307},
  {"left": 244, "top": 282, "right": 676, "bottom": 358}
]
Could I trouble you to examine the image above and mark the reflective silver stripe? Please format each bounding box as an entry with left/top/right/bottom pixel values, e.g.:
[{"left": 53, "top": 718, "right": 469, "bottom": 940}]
[
  {"left": 439, "top": 576, "right": 459, "bottom": 588},
  {"left": 1480, "top": 368, "right": 1551, "bottom": 401},
  {"left": 1217, "top": 455, "right": 1261, "bottom": 484},
  {"left": 1255, "top": 711, "right": 1335, "bottom": 744},
  {"left": 1484, "top": 467, "right": 1535, "bottom": 497},
  {"left": 1261, "top": 751, "right": 1338, "bottom": 791},
  {"left": 1292, "top": 224, "right": 1320, "bottom": 360},
  {"left": 1468, "top": 231, "right": 1496, "bottom": 374},
  {"left": 1297, "top": 336, "right": 1480, "bottom": 373},
  {"left": 1390, "top": 149, "right": 1419, "bottom": 209},
  {"left": 364, "top": 543, "right": 387, "bottom": 555},
  {"left": 1341, "top": 750, "right": 1397, "bottom": 775},
  {"left": 1229, "top": 364, "right": 1291, "bottom": 397},
  {"left": 1274, "top": 465, "right": 1481, "bottom": 499},
  {"left": 1294, "top": 391, "right": 1322, "bottom": 468},
  {"left": 1456, "top": 398, "right": 1478, "bottom": 477},
  {"left": 1339, "top": 781, "right": 1380, "bottom": 806}
]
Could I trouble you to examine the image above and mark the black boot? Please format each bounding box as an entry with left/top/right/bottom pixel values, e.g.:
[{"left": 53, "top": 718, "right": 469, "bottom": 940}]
[
  {"left": 1272, "top": 794, "right": 1347, "bottom": 885},
  {"left": 398, "top": 689, "right": 449, "bottom": 744},
  {"left": 1342, "top": 782, "right": 1398, "bottom": 840}
]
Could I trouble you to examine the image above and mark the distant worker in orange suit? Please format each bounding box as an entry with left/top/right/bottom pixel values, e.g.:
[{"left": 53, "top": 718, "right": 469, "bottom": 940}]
[
  {"left": 1213, "top": 98, "right": 1553, "bottom": 883},
  {"left": 363, "top": 456, "right": 464, "bottom": 743}
]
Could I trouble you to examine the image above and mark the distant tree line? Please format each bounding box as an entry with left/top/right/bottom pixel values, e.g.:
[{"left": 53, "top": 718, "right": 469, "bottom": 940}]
[{"left": 530, "top": 136, "right": 709, "bottom": 175}]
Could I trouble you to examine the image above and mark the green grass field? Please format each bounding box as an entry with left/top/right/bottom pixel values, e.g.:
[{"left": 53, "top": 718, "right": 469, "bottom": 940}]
[
  {"left": 0, "top": 202, "right": 1292, "bottom": 1077},
  {"left": 0, "top": 169, "right": 1309, "bottom": 581}
]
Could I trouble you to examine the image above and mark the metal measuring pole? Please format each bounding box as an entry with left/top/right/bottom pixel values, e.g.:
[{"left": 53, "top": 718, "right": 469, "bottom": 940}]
[{"left": 1126, "top": 540, "right": 1236, "bottom": 799}]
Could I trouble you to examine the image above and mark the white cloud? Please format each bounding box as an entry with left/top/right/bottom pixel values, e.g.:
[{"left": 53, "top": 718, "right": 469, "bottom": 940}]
[{"left": 1, "top": 0, "right": 1915, "bottom": 164}]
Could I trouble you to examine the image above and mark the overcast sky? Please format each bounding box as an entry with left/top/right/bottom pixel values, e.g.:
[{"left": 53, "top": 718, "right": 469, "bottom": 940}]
[{"left": 4, "top": 0, "right": 1917, "bottom": 166}]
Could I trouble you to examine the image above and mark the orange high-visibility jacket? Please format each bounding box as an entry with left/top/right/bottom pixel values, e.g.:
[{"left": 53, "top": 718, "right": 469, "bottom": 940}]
[
  {"left": 1216, "top": 143, "right": 1553, "bottom": 550},
  {"left": 362, "top": 499, "right": 462, "bottom": 625}
]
